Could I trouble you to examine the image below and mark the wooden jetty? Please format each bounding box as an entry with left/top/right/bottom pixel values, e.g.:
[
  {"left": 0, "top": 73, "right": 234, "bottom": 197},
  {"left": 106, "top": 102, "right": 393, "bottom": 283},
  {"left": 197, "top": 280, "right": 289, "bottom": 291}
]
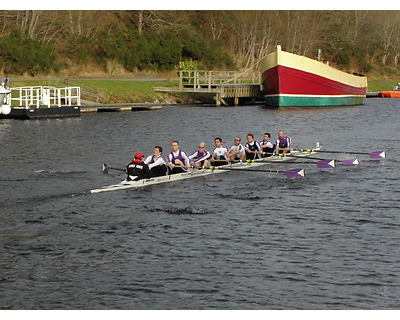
[
  {"left": 154, "top": 70, "right": 262, "bottom": 106},
  {"left": 80, "top": 103, "right": 162, "bottom": 113}
]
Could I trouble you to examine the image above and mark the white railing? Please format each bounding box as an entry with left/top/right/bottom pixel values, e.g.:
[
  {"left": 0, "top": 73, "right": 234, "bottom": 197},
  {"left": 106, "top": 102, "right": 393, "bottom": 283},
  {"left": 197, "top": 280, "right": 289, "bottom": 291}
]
[
  {"left": 6, "top": 86, "right": 81, "bottom": 108},
  {"left": 178, "top": 70, "right": 261, "bottom": 91}
]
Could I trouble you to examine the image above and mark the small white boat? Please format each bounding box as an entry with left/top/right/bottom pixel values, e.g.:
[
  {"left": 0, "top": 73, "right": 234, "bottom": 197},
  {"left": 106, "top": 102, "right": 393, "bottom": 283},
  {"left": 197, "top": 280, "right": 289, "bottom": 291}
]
[{"left": 90, "top": 145, "right": 321, "bottom": 194}]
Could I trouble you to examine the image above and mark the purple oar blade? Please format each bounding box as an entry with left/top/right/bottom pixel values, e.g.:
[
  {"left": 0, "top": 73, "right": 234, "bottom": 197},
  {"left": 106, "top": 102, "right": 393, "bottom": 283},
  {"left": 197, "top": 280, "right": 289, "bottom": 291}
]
[
  {"left": 285, "top": 168, "right": 305, "bottom": 178},
  {"left": 342, "top": 159, "right": 359, "bottom": 165},
  {"left": 369, "top": 151, "right": 386, "bottom": 159},
  {"left": 102, "top": 163, "right": 109, "bottom": 174},
  {"left": 316, "top": 159, "right": 335, "bottom": 168}
]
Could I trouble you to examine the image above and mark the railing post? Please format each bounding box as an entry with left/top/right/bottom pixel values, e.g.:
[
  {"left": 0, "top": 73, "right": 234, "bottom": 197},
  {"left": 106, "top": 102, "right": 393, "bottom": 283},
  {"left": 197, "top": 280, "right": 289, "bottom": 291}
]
[
  {"left": 193, "top": 71, "right": 197, "bottom": 92},
  {"left": 77, "top": 87, "right": 81, "bottom": 106}
]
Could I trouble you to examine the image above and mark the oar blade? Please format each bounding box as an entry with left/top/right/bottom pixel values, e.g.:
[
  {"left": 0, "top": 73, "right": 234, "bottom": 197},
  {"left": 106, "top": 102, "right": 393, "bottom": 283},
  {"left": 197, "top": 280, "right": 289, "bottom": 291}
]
[
  {"left": 317, "top": 159, "right": 335, "bottom": 168},
  {"left": 369, "top": 151, "right": 386, "bottom": 159},
  {"left": 102, "top": 163, "right": 109, "bottom": 174},
  {"left": 285, "top": 168, "right": 305, "bottom": 178},
  {"left": 341, "top": 159, "right": 359, "bottom": 165}
]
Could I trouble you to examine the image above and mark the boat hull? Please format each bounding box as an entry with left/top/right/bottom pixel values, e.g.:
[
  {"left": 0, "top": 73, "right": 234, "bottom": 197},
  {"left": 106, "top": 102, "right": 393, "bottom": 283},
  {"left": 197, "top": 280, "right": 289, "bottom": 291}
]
[
  {"left": 265, "top": 94, "right": 366, "bottom": 107},
  {"left": 0, "top": 106, "right": 80, "bottom": 119},
  {"left": 260, "top": 46, "right": 367, "bottom": 107},
  {"left": 381, "top": 91, "right": 400, "bottom": 98}
]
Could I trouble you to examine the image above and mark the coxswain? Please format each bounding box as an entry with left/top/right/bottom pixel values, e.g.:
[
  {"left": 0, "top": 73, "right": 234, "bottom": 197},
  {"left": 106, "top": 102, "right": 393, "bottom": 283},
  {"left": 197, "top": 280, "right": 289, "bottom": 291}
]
[
  {"left": 244, "top": 133, "right": 263, "bottom": 160},
  {"left": 275, "top": 130, "right": 292, "bottom": 154},
  {"left": 144, "top": 146, "right": 167, "bottom": 177},
  {"left": 211, "top": 137, "right": 229, "bottom": 166},
  {"left": 126, "top": 152, "right": 152, "bottom": 181},
  {"left": 228, "top": 137, "right": 246, "bottom": 161},
  {"left": 189, "top": 142, "right": 211, "bottom": 168},
  {"left": 166, "top": 140, "right": 191, "bottom": 174},
  {"left": 259, "top": 132, "right": 275, "bottom": 157}
]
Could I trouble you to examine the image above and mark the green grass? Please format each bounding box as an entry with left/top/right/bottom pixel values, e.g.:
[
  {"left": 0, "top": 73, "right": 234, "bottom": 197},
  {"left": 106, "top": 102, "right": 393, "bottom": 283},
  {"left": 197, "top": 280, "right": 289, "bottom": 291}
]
[
  {"left": 76, "top": 80, "right": 179, "bottom": 103},
  {"left": 368, "top": 80, "right": 398, "bottom": 92},
  {"left": 8, "top": 79, "right": 180, "bottom": 103}
]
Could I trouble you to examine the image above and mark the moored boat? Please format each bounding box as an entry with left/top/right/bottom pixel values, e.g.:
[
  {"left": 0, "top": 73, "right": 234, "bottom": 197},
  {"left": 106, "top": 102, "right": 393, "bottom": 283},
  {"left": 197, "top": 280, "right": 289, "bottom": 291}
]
[
  {"left": 0, "top": 83, "right": 81, "bottom": 119},
  {"left": 380, "top": 91, "right": 400, "bottom": 98},
  {"left": 259, "top": 45, "right": 367, "bottom": 107}
]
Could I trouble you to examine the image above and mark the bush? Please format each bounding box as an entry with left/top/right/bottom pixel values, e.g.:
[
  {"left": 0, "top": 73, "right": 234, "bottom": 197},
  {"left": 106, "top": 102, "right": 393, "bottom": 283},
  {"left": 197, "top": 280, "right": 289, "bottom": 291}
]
[{"left": 0, "top": 29, "right": 59, "bottom": 75}]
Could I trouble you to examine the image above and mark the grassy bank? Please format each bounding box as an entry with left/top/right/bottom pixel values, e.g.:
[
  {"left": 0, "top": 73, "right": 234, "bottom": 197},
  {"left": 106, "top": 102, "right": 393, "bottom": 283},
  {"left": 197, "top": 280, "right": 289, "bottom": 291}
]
[
  {"left": 367, "top": 80, "right": 398, "bottom": 92},
  {"left": 8, "top": 78, "right": 400, "bottom": 104},
  {"left": 9, "top": 79, "right": 181, "bottom": 104},
  {"left": 77, "top": 80, "right": 180, "bottom": 104}
]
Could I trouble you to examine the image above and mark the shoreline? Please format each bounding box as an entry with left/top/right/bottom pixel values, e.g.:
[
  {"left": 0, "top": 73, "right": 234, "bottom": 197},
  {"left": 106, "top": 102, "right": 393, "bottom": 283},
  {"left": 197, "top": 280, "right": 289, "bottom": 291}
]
[{"left": 4, "top": 77, "right": 399, "bottom": 106}]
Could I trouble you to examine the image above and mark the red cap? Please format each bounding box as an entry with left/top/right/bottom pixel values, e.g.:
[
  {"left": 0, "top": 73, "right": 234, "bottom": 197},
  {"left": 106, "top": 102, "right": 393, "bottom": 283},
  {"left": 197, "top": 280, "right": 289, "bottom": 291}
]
[{"left": 134, "top": 152, "right": 144, "bottom": 159}]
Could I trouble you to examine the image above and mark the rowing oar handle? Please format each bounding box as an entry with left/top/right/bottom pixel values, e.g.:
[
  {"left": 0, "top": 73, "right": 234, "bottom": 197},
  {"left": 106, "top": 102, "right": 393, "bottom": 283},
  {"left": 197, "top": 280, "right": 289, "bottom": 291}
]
[
  {"left": 102, "top": 164, "right": 126, "bottom": 174},
  {"left": 110, "top": 167, "right": 126, "bottom": 172},
  {"left": 168, "top": 164, "right": 191, "bottom": 168}
]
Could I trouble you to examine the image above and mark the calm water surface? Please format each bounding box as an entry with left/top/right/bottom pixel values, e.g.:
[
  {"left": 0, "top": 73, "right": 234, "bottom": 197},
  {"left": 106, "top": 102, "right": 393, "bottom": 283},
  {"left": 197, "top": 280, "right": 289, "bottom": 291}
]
[{"left": 1, "top": 99, "right": 399, "bottom": 309}]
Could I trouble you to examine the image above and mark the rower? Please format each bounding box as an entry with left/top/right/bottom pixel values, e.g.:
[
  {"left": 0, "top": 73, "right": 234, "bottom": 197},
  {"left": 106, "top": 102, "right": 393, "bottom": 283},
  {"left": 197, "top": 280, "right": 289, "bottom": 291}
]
[
  {"left": 166, "top": 140, "right": 191, "bottom": 174},
  {"left": 144, "top": 146, "right": 167, "bottom": 177},
  {"left": 275, "top": 130, "right": 292, "bottom": 154},
  {"left": 189, "top": 142, "right": 211, "bottom": 168},
  {"left": 244, "top": 133, "right": 263, "bottom": 160},
  {"left": 228, "top": 137, "right": 246, "bottom": 161},
  {"left": 259, "top": 132, "right": 275, "bottom": 157},
  {"left": 211, "top": 137, "right": 229, "bottom": 166},
  {"left": 126, "top": 152, "right": 152, "bottom": 181}
]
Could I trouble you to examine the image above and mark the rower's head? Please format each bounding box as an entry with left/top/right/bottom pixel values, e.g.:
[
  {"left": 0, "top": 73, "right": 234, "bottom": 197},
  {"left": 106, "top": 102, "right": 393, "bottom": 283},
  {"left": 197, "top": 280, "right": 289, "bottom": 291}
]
[
  {"left": 247, "top": 133, "right": 254, "bottom": 143},
  {"left": 133, "top": 152, "right": 144, "bottom": 162},
  {"left": 154, "top": 146, "right": 162, "bottom": 156},
  {"left": 234, "top": 137, "right": 241, "bottom": 145},
  {"left": 198, "top": 142, "right": 206, "bottom": 150},
  {"left": 171, "top": 141, "right": 179, "bottom": 152},
  {"left": 214, "top": 137, "right": 222, "bottom": 147},
  {"left": 264, "top": 133, "right": 271, "bottom": 141},
  {"left": 278, "top": 130, "right": 285, "bottom": 139}
]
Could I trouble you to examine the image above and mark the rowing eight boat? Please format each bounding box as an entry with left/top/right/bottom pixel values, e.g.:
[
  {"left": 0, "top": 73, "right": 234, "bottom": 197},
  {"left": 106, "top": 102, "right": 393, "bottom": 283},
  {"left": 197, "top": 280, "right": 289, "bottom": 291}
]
[{"left": 90, "top": 144, "right": 321, "bottom": 194}]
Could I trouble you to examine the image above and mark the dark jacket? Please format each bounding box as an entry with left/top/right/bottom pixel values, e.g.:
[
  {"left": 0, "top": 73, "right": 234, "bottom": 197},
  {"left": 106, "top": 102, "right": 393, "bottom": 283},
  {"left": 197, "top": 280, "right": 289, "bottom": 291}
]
[{"left": 126, "top": 160, "right": 152, "bottom": 181}]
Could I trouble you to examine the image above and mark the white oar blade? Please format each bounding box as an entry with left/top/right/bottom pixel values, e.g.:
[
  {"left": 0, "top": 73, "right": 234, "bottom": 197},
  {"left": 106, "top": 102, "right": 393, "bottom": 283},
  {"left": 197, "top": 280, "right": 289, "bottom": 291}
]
[
  {"left": 342, "top": 159, "right": 359, "bottom": 165},
  {"left": 317, "top": 159, "right": 335, "bottom": 168},
  {"left": 369, "top": 151, "right": 386, "bottom": 159},
  {"left": 102, "top": 163, "right": 109, "bottom": 174},
  {"left": 285, "top": 168, "right": 305, "bottom": 178}
]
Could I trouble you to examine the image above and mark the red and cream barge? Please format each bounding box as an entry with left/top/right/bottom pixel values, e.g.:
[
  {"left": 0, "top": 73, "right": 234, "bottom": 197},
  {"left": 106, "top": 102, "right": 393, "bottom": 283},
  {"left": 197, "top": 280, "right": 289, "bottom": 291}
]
[{"left": 260, "top": 45, "right": 367, "bottom": 107}]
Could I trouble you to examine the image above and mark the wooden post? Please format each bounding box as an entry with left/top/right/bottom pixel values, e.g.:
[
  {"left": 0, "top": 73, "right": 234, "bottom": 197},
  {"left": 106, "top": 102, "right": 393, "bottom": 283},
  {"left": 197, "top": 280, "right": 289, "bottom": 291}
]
[{"left": 215, "top": 94, "right": 221, "bottom": 106}]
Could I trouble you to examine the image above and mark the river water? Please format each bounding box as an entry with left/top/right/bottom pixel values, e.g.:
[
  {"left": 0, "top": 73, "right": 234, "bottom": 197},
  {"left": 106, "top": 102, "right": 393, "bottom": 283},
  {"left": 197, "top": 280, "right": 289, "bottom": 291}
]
[{"left": 1, "top": 98, "right": 399, "bottom": 310}]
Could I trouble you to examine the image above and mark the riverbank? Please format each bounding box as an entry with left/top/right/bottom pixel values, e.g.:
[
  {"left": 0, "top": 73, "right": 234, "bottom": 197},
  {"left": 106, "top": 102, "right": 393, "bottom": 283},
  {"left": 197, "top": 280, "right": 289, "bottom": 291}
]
[{"left": 7, "top": 78, "right": 400, "bottom": 105}]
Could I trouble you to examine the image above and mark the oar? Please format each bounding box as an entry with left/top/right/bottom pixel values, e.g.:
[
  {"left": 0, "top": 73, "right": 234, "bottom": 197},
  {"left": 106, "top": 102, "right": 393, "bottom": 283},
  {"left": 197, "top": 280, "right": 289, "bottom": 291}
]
[
  {"left": 293, "top": 148, "right": 386, "bottom": 159},
  {"left": 206, "top": 166, "right": 305, "bottom": 178},
  {"left": 102, "top": 163, "right": 126, "bottom": 174},
  {"left": 245, "top": 158, "right": 336, "bottom": 169},
  {"left": 281, "top": 154, "right": 359, "bottom": 166}
]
